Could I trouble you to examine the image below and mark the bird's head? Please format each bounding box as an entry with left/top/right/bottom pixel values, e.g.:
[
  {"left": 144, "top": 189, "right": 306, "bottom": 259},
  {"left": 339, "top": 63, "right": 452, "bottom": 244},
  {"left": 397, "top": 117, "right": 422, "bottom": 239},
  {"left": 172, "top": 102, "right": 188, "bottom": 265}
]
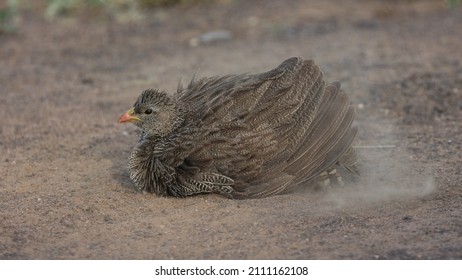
[{"left": 118, "top": 89, "right": 183, "bottom": 137}]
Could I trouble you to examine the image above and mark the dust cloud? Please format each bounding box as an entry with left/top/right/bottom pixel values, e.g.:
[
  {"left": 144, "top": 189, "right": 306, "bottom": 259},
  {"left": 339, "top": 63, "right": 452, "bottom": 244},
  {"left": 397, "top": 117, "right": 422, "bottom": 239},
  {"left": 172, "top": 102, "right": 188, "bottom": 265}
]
[{"left": 322, "top": 122, "right": 436, "bottom": 208}]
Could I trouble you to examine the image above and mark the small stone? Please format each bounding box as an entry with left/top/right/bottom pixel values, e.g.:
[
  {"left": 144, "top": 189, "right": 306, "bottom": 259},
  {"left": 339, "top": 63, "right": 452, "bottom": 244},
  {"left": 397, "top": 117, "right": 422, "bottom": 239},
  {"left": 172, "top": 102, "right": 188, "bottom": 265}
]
[
  {"left": 81, "top": 77, "right": 94, "bottom": 85},
  {"left": 189, "top": 30, "right": 233, "bottom": 47}
]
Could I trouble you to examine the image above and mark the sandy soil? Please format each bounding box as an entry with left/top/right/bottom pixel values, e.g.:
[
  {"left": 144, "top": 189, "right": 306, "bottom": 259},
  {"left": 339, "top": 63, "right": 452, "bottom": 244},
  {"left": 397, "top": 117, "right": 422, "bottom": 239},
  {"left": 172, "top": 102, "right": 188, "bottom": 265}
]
[{"left": 1, "top": 0, "right": 461, "bottom": 259}]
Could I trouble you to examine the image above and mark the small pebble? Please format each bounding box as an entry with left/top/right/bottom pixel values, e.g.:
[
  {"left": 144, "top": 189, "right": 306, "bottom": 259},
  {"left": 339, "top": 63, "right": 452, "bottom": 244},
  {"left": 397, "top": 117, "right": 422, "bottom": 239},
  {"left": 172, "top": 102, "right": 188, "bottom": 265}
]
[
  {"left": 189, "top": 30, "right": 233, "bottom": 47},
  {"left": 402, "top": 216, "right": 412, "bottom": 221}
]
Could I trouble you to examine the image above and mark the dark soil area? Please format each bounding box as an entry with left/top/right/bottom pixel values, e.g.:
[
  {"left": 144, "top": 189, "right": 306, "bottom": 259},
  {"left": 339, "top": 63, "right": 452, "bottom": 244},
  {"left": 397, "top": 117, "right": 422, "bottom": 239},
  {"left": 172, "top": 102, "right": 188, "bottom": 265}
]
[{"left": 1, "top": 0, "right": 461, "bottom": 259}]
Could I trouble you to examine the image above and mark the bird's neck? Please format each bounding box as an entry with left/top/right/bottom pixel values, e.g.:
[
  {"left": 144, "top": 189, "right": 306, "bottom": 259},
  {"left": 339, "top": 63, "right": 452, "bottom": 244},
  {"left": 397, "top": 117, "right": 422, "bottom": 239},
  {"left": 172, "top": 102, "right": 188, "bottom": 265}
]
[
  {"left": 127, "top": 107, "right": 191, "bottom": 195},
  {"left": 128, "top": 137, "right": 170, "bottom": 195}
]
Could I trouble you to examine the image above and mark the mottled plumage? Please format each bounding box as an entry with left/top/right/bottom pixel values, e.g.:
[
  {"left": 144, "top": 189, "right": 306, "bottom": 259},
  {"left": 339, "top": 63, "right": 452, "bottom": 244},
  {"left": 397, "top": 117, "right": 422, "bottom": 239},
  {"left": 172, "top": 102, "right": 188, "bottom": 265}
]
[{"left": 119, "top": 57, "right": 358, "bottom": 198}]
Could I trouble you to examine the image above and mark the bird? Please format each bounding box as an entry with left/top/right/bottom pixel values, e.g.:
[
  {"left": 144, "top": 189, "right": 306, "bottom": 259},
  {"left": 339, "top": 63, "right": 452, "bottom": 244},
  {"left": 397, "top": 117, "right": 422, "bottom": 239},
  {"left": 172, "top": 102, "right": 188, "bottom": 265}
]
[{"left": 118, "top": 57, "right": 358, "bottom": 199}]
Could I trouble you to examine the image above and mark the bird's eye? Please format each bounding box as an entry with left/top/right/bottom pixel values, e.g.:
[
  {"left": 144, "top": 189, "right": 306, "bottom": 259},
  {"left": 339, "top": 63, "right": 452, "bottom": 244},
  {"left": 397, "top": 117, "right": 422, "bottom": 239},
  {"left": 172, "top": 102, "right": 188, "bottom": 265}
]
[{"left": 144, "top": 108, "right": 153, "bottom": 115}]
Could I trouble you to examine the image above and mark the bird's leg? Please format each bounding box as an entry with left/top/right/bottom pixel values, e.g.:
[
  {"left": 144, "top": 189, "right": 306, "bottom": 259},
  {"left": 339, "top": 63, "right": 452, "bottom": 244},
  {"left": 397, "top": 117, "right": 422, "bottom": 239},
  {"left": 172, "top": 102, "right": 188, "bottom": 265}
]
[{"left": 317, "top": 167, "right": 344, "bottom": 187}]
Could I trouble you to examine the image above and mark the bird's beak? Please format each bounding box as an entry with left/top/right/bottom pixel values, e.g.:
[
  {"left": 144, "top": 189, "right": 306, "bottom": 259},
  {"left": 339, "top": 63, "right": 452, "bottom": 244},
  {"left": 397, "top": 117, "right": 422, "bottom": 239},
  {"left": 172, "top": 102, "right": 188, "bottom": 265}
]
[{"left": 118, "top": 108, "right": 141, "bottom": 123}]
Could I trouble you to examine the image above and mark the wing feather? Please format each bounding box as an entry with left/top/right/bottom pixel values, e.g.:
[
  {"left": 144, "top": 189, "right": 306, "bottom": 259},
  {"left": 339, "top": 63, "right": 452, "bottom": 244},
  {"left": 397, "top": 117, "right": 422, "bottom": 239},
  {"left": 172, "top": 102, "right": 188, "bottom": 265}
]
[{"left": 175, "top": 57, "right": 357, "bottom": 198}]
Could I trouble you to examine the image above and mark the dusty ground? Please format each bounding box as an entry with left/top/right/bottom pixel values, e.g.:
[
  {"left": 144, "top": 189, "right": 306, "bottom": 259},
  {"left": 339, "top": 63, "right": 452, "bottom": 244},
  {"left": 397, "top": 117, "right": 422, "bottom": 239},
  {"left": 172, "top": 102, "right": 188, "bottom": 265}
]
[{"left": 1, "top": 0, "right": 461, "bottom": 259}]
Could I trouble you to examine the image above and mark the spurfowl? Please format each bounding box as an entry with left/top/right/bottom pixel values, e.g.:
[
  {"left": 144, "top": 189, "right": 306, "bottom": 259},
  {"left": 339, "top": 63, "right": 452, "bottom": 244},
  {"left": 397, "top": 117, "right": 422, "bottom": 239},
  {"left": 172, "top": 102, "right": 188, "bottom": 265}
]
[{"left": 119, "top": 57, "right": 358, "bottom": 198}]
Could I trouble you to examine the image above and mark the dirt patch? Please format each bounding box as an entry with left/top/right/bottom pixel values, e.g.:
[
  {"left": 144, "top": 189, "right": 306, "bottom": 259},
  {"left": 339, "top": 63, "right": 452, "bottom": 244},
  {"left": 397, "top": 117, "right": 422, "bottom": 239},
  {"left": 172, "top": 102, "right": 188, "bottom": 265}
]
[{"left": 1, "top": 0, "right": 461, "bottom": 259}]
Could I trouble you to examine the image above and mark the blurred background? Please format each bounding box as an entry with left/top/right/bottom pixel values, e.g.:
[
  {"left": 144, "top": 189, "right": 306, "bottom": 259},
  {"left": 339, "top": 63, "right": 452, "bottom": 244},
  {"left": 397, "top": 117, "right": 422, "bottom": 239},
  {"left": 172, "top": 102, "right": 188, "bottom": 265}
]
[
  {"left": 1, "top": 0, "right": 461, "bottom": 259},
  {"left": 1, "top": 0, "right": 461, "bottom": 35}
]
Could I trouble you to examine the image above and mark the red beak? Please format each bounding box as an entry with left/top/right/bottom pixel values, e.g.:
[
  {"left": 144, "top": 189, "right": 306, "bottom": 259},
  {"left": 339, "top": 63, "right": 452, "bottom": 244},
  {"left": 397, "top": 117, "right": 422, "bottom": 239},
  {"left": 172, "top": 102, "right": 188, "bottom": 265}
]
[{"left": 118, "top": 108, "right": 141, "bottom": 123}]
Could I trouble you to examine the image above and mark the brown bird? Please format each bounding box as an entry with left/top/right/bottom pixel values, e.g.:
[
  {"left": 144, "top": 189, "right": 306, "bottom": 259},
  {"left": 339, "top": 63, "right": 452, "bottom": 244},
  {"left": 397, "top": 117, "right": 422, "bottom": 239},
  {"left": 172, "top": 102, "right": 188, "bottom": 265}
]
[{"left": 118, "top": 57, "right": 358, "bottom": 199}]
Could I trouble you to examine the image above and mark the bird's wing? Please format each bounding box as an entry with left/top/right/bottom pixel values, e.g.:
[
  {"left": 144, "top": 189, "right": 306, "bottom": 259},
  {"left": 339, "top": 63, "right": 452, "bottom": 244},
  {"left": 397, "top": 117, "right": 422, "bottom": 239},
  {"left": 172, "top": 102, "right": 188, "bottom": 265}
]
[{"left": 177, "top": 57, "right": 356, "bottom": 198}]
